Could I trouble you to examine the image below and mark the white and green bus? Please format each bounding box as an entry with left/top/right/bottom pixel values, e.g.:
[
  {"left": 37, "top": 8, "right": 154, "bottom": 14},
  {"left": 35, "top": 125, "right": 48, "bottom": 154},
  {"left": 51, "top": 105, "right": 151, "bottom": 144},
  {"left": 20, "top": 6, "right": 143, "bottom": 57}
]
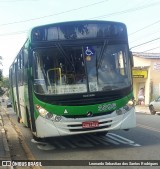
[{"left": 9, "top": 20, "right": 136, "bottom": 140}]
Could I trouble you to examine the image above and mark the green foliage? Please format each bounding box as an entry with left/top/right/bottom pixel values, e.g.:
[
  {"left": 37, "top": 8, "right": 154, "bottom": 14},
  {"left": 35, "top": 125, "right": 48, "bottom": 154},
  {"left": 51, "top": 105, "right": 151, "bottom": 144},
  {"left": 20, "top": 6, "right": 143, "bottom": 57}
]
[
  {"left": 0, "top": 69, "right": 2, "bottom": 81},
  {"left": 0, "top": 87, "right": 4, "bottom": 96},
  {"left": 1, "top": 77, "right": 9, "bottom": 89},
  {"left": 0, "top": 77, "right": 9, "bottom": 96},
  {"left": 0, "top": 56, "right": 2, "bottom": 82},
  {"left": 0, "top": 56, "right": 4, "bottom": 95}
]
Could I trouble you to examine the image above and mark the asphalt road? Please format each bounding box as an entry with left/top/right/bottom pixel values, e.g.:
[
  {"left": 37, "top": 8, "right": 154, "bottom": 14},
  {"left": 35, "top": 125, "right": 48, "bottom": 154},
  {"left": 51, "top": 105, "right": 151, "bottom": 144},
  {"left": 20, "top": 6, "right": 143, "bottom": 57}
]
[{"left": 2, "top": 105, "right": 160, "bottom": 169}]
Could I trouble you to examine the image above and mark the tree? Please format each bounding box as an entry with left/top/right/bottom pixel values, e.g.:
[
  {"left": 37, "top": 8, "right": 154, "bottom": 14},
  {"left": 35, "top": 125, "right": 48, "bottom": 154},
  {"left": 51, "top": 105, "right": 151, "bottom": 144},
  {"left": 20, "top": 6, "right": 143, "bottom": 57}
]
[
  {"left": 0, "top": 56, "right": 2, "bottom": 81},
  {"left": 0, "top": 56, "right": 4, "bottom": 95},
  {"left": 0, "top": 77, "right": 9, "bottom": 96},
  {"left": 2, "top": 77, "right": 9, "bottom": 89}
]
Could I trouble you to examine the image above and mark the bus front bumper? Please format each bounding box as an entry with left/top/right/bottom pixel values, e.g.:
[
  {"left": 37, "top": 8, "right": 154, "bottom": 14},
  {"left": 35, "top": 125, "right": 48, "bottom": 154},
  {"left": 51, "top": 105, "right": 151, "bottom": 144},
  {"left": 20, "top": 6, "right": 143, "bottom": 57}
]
[{"left": 35, "top": 107, "right": 136, "bottom": 138}]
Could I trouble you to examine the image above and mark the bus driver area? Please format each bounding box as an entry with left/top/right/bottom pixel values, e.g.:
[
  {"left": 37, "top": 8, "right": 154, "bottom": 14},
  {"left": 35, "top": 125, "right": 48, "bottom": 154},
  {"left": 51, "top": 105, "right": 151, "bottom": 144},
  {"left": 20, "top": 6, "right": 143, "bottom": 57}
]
[{"left": 33, "top": 44, "right": 130, "bottom": 95}]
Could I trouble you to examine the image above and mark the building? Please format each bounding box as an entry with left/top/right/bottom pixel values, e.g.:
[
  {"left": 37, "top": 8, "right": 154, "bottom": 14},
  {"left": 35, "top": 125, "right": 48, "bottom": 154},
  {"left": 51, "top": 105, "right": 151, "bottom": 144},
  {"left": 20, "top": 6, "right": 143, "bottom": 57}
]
[{"left": 132, "top": 52, "right": 160, "bottom": 105}]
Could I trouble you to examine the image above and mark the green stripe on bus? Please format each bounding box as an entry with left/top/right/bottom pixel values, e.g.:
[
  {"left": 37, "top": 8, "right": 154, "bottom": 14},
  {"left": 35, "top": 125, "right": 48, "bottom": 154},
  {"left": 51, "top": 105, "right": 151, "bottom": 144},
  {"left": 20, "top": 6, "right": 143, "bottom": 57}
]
[{"left": 33, "top": 92, "right": 133, "bottom": 119}]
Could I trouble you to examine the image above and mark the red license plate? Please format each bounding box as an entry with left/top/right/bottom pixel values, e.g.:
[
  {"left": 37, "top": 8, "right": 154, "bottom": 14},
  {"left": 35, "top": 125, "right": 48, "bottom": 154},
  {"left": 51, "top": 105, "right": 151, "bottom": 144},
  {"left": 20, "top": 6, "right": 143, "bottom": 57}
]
[{"left": 82, "top": 121, "right": 99, "bottom": 128}]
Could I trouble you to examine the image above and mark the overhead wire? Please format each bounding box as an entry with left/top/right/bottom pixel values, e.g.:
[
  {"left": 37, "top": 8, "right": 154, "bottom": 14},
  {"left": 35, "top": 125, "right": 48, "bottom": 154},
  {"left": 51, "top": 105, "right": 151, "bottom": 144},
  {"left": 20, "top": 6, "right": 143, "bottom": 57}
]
[
  {"left": 142, "top": 46, "right": 160, "bottom": 53},
  {"left": 0, "top": 0, "right": 109, "bottom": 36},
  {"left": 130, "top": 37, "right": 160, "bottom": 49},
  {"left": 129, "top": 27, "right": 160, "bottom": 44},
  {"left": 1, "top": 0, "right": 160, "bottom": 54},
  {"left": 0, "top": 0, "right": 159, "bottom": 37},
  {"left": 0, "top": 30, "right": 27, "bottom": 36},
  {"left": 88, "top": 1, "right": 160, "bottom": 20},
  {"left": 0, "top": 0, "right": 159, "bottom": 27},
  {"left": 89, "top": 0, "right": 160, "bottom": 51},
  {"left": 0, "top": 0, "right": 109, "bottom": 27},
  {"left": 129, "top": 19, "right": 160, "bottom": 36}
]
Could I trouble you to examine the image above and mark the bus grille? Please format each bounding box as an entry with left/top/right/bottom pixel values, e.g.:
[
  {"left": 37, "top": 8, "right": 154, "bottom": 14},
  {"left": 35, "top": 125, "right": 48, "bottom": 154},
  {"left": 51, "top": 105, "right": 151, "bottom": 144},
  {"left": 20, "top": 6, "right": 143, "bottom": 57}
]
[
  {"left": 63, "top": 111, "right": 113, "bottom": 118},
  {"left": 69, "top": 125, "right": 111, "bottom": 132},
  {"left": 67, "top": 120, "right": 112, "bottom": 132}
]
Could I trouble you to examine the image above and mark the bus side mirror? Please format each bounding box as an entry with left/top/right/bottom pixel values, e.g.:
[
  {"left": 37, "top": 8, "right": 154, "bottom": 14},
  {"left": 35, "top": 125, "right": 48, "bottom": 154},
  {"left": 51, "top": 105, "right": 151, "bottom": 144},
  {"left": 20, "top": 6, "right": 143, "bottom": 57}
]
[{"left": 129, "top": 51, "right": 134, "bottom": 67}]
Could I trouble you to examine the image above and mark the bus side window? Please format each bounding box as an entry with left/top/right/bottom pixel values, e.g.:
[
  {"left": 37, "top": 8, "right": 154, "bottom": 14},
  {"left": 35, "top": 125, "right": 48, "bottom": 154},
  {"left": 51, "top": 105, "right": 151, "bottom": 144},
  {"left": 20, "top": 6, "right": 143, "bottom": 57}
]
[{"left": 23, "top": 48, "right": 29, "bottom": 84}]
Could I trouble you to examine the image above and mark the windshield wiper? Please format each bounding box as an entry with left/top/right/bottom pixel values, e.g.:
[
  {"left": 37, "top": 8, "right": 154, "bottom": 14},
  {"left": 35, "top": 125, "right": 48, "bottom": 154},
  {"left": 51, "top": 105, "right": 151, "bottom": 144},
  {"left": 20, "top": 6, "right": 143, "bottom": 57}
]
[
  {"left": 97, "top": 40, "right": 108, "bottom": 69},
  {"left": 55, "top": 43, "right": 75, "bottom": 71}
]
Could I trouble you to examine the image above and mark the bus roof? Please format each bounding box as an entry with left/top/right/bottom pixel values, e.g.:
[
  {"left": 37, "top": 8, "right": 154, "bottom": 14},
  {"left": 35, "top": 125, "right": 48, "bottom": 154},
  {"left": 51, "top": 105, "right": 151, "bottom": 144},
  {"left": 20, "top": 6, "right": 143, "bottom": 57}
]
[
  {"left": 29, "top": 20, "right": 127, "bottom": 42},
  {"left": 31, "top": 20, "right": 126, "bottom": 30}
]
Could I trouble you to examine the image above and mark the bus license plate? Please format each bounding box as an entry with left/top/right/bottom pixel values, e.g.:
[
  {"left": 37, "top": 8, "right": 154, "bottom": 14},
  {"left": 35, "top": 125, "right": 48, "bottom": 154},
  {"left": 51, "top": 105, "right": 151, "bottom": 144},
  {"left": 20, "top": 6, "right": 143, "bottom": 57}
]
[{"left": 82, "top": 121, "right": 99, "bottom": 128}]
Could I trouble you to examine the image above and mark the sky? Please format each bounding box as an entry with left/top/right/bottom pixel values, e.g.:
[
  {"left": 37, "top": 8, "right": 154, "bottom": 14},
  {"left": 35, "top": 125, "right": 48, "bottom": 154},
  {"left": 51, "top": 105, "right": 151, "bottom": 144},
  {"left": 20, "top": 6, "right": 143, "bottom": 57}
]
[{"left": 1, "top": 0, "right": 160, "bottom": 77}]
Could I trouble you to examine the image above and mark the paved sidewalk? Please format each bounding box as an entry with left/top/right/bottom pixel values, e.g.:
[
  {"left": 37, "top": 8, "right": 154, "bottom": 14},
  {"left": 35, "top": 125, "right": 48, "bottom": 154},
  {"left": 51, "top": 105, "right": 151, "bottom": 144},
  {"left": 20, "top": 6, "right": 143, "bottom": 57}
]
[
  {"left": 0, "top": 110, "right": 12, "bottom": 169},
  {"left": 135, "top": 105, "right": 150, "bottom": 114}
]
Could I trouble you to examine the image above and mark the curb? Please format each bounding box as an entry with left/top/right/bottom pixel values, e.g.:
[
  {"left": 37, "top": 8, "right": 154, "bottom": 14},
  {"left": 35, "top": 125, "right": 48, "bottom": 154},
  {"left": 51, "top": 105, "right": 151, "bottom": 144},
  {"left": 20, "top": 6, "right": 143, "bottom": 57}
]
[
  {"left": 1, "top": 128, "right": 10, "bottom": 154},
  {"left": 0, "top": 115, "right": 11, "bottom": 156},
  {"left": 0, "top": 114, "right": 13, "bottom": 169},
  {"left": 1, "top": 107, "right": 40, "bottom": 169}
]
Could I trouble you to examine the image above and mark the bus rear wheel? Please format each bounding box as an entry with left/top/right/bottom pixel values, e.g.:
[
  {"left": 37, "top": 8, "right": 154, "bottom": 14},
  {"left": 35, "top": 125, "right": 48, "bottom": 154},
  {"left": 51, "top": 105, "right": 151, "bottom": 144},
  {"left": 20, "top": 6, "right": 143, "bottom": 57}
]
[
  {"left": 17, "top": 117, "right": 20, "bottom": 123},
  {"left": 14, "top": 104, "right": 20, "bottom": 123},
  {"left": 26, "top": 108, "right": 31, "bottom": 128}
]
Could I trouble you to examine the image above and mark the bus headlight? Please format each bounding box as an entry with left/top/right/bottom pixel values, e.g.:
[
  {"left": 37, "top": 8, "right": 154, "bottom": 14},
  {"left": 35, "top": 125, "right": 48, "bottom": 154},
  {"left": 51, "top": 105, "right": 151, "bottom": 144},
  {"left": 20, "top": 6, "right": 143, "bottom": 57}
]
[
  {"left": 116, "top": 100, "right": 134, "bottom": 115},
  {"left": 35, "top": 105, "right": 62, "bottom": 122},
  {"left": 127, "top": 100, "right": 134, "bottom": 106},
  {"left": 116, "top": 109, "right": 123, "bottom": 115},
  {"left": 123, "top": 100, "right": 134, "bottom": 112},
  {"left": 53, "top": 115, "right": 62, "bottom": 122}
]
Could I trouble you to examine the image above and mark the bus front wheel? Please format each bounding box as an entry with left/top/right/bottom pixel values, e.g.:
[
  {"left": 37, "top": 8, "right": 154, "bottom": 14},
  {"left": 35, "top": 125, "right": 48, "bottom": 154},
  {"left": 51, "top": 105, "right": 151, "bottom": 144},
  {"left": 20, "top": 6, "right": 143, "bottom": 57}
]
[{"left": 32, "top": 134, "right": 46, "bottom": 142}]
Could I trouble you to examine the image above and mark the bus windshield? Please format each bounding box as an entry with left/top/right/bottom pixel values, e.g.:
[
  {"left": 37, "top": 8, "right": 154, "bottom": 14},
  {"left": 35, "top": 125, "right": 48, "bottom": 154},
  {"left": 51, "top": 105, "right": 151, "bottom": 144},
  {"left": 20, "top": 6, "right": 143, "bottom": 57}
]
[{"left": 33, "top": 42, "right": 131, "bottom": 95}]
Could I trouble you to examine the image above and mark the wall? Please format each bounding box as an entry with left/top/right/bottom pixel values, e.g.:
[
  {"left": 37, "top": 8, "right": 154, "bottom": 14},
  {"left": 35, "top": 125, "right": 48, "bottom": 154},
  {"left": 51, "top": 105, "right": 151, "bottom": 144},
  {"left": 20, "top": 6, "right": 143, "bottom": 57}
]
[
  {"left": 149, "top": 59, "right": 160, "bottom": 100},
  {"left": 133, "top": 55, "right": 160, "bottom": 104}
]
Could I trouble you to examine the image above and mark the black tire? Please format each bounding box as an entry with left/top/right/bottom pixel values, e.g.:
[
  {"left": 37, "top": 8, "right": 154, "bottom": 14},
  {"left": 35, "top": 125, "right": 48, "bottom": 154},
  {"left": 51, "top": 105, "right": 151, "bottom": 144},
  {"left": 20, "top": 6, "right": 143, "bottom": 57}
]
[
  {"left": 32, "top": 134, "right": 45, "bottom": 142},
  {"left": 32, "top": 134, "right": 41, "bottom": 141},
  {"left": 15, "top": 103, "right": 21, "bottom": 123},
  {"left": 149, "top": 105, "right": 156, "bottom": 115},
  {"left": 17, "top": 116, "right": 21, "bottom": 123},
  {"left": 26, "top": 108, "right": 31, "bottom": 128}
]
